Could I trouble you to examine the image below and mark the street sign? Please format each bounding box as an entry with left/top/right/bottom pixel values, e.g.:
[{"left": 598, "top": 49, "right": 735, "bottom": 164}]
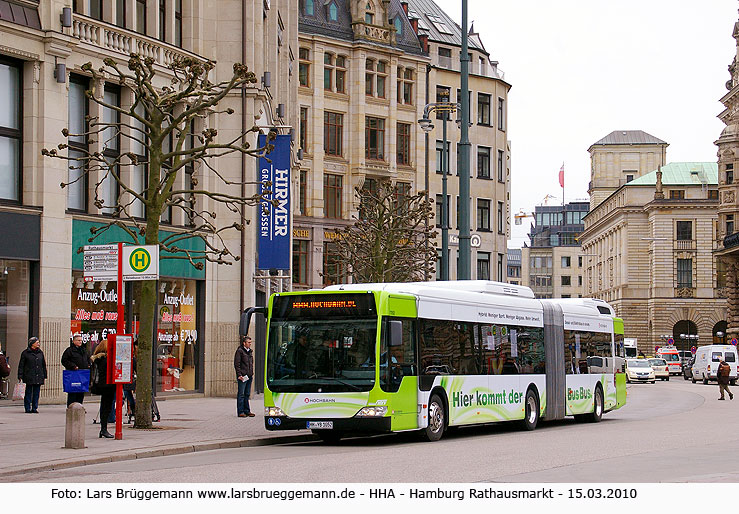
[
  {"left": 122, "top": 245, "right": 159, "bottom": 281},
  {"left": 732, "top": 338, "right": 738, "bottom": 346},
  {"left": 83, "top": 244, "right": 119, "bottom": 281}
]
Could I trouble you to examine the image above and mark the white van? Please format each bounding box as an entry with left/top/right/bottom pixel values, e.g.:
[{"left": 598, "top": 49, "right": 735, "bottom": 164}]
[{"left": 691, "top": 345, "right": 738, "bottom": 385}]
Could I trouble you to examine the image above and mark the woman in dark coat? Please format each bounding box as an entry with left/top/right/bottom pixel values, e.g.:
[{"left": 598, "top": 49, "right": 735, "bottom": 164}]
[
  {"left": 90, "top": 340, "right": 115, "bottom": 438},
  {"left": 61, "top": 335, "right": 90, "bottom": 406},
  {"left": 17, "top": 337, "right": 46, "bottom": 413}
]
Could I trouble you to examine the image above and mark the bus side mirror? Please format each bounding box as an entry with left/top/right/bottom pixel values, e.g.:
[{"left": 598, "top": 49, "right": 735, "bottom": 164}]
[
  {"left": 388, "top": 320, "right": 403, "bottom": 347},
  {"left": 239, "top": 306, "right": 267, "bottom": 337}
]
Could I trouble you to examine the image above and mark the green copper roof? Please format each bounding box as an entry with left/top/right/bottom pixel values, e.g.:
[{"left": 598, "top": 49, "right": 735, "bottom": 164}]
[{"left": 627, "top": 162, "right": 718, "bottom": 186}]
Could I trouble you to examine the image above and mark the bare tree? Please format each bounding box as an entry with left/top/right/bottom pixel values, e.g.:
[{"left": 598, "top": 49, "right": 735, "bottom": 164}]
[
  {"left": 333, "top": 179, "right": 437, "bottom": 283},
  {"left": 43, "top": 54, "right": 273, "bottom": 428}
]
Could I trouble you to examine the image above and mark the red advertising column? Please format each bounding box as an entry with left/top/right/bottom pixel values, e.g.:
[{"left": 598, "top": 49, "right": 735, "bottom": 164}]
[{"left": 116, "top": 242, "right": 124, "bottom": 439}]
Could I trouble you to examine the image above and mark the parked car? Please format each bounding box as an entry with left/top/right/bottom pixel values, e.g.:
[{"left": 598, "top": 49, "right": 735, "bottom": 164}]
[
  {"left": 683, "top": 356, "right": 695, "bottom": 381},
  {"left": 625, "top": 359, "right": 656, "bottom": 383},
  {"left": 648, "top": 358, "right": 670, "bottom": 381}
]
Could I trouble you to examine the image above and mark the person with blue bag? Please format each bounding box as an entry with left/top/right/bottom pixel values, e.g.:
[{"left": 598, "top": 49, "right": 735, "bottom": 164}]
[{"left": 61, "top": 334, "right": 90, "bottom": 406}]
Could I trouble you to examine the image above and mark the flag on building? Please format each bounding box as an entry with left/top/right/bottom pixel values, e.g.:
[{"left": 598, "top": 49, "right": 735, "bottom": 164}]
[{"left": 558, "top": 163, "right": 564, "bottom": 188}]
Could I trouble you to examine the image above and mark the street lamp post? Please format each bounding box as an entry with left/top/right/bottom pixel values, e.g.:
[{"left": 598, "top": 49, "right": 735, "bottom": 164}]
[
  {"left": 458, "top": 0, "right": 471, "bottom": 280},
  {"left": 419, "top": 100, "right": 458, "bottom": 281}
]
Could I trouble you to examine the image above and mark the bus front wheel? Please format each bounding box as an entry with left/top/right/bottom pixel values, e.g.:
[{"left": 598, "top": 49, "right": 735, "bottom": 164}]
[
  {"left": 521, "top": 389, "right": 539, "bottom": 431},
  {"left": 421, "top": 394, "right": 445, "bottom": 442}
]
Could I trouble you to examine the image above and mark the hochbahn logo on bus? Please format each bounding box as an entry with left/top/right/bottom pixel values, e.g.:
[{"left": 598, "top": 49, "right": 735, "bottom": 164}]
[{"left": 567, "top": 387, "right": 593, "bottom": 401}]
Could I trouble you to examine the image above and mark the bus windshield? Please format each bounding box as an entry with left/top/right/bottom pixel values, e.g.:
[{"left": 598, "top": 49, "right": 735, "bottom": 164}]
[{"left": 266, "top": 319, "right": 377, "bottom": 392}]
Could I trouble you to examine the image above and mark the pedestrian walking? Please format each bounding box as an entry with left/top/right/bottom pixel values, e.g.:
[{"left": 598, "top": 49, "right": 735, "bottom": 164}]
[
  {"left": 234, "top": 335, "right": 255, "bottom": 417},
  {"left": 717, "top": 359, "right": 734, "bottom": 400},
  {"left": 17, "top": 337, "right": 46, "bottom": 413},
  {"left": 61, "top": 334, "right": 90, "bottom": 406},
  {"left": 0, "top": 342, "right": 10, "bottom": 399},
  {"left": 90, "top": 339, "right": 115, "bottom": 438}
]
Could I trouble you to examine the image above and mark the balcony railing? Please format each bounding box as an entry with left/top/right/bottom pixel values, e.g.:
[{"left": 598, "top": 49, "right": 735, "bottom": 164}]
[
  {"left": 72, "top": 15, "right": 198, "bottom": 68},
  {"left": 674, "top": 239, "right": 695, "bottom": 251}
]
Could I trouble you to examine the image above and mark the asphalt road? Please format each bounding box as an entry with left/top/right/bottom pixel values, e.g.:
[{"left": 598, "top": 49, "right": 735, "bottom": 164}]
[{"left": 16, "top": 378, "right": 739, "bottom": 483}]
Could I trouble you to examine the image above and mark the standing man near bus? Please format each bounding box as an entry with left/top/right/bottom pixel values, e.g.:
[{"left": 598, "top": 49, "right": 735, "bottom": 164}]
[
  {"left": 717, "top": 359, "right": 733, "bottom": 400},
  {"left": 234, "top": 336, "right": 255, "bottom": 417}
]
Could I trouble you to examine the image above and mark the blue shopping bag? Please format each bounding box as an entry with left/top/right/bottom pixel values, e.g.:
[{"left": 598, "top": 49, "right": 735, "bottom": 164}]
[{"left": 63, "top": 369, "right": 90, "bottom": 393}]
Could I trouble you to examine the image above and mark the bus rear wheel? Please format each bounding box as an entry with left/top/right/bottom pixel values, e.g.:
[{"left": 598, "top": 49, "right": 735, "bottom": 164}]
[
  {"left": 588, "top": 386, "right": 604, "bottom": 423},
  {"left": 521, "top": 389, "right": 539, "bottom": 431},
  {"left": 421, "top": 394, "right": 445, "bottom": 441}
]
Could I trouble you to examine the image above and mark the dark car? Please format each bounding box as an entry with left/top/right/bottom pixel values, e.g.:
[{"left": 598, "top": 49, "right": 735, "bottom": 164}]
[{"left": 683, "top": 356, "right": 695, "bottom": 381}]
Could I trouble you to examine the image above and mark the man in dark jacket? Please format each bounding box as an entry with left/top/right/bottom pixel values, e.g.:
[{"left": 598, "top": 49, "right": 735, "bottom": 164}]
[
  {"left": 18, "top": 337, "right": 46, "bottom": 413},
  {"left": 234, "top": 336, "right": 255, "bottom": 417},
  {"left": 61, "top": 335, "right": 90, "bottom": 406},
  {"left": 717, "top": 359, "right": 733, "bottom": 400}
]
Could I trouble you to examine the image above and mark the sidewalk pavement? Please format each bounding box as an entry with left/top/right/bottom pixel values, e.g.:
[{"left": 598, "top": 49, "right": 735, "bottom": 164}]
[{"left": 0, "top": 394, "right": 315, "bottom": 478}]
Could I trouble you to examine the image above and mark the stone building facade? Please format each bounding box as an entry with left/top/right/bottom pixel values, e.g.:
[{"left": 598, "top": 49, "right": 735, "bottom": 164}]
[
  {"left": 0, "top": 0, "right": 297, "bottom": 402},
  {"left": 292, "top": 0, "right": 511, "bottom": 288},
  {"left": 580, "top": 161, "right": 726, "bottom": 355}
]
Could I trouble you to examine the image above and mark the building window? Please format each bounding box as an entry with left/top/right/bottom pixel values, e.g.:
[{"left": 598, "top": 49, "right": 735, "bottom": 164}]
[
  {"left": 497, "top": 254, "right": 504, "bottom": 281},
  {"left": 477, "top": 146, "right": 490, "bottom": 178},
  {"left": 397, "top": 67, "right": 414, "bottom": 105},
  {"left": 497, "top": 150, "right": 504, "bottom": 182},
  {"left": 677, "top": 258, "right": 692, "bottom": 288},
  {"left": 669, "top": 190, "right": 685, "bottom": 199},
  {"left": 727, "top": 214, "right": 735, "bottom": 236},
  {"left": 304, "top": 0, "right": 314, "bottom": 16},
  {"left": 397, "top": 122, "right": 411, "bottom": 166},
  {"left": 394, "top": 182, "right": 411, "bottom": 213},
  {"left": 360, "top": 178, "right": 377, "bottom": 220},
  {"left": 323, "top": 53, "right": 334, "bottom": 91},
  {"left": 89, "top": 0, "right": 103, "bottom": 20},
  {"left": 129, "top": 102, "right": 147, "bottom": 219},
  {"left": 578, "top": 256, "right": 583, "bottom": 267},
  {"left": 293, "top": 239, "right": 309, "bottom": 285},
  {"left": 324, "top": 173, "right": 342, "bottom": 219},
  {"left": 477, "top": 252, "right": 490, "bottom": 280},
  {"left": 497, "top": 202, "right": 504, "bottom": 234},
  {"left": 116, "top": 0, "right": 126, "bottom": 28},
  {"left": 393, "top": 16, "right": 402, "bottom": 35},
  {"left": 159, "top": 0, "right": 166, "bottom": 41},
  {"left": 676, "top": 221, "right": 692, "bottom": 240},
  {"left": 562, "top": 256, "right": 571, "bottom": 268},
  {"left": 299, "top": 48, "right": 310, "bottom": 87},
  {"left": 298, "top": 170, "right": 307, "bottom": 215},
  {"left": 435, "top": 194, "right": 449, "bottom": 228},
  {"left": 365, "top": 59, "right": 374, "bottom": 96},
  {"left": 174, "top": 0, "right": 182, "bottom": 47},
  {"left": 477, "top": 199, "right": 490, "bottom": 231},
  {"left": 299, "top": 107, "right": 308, "bottom": 151},
  {"left": 323, "top": 242, "right": 345, "bottom": 286},
  {"left": 561, "top": 275, "right": 571, "bottom": 286},
  {"left": 160, "top": 131, "right": 173, "bottom": 223},
  {"left": 578, "top": 275, "right": 583, "bottom": 286},
  {"left": 436, "top": 140, "right": 449, "bottom": 174},
  {"left": 365, "top": 117, "right": 385, "bottom": 160},
  {"left": 435, "top": 86, "right": 450, "bottom": 119},
  {"left": 328, "top": 2, "right": 338, "bottom": 21},
  {"left": 718, "top": 258, "right": 728, "bottom": 288},
  {"left": 626, "top": 174, "right": 634, "bottom": 183},
  {"left": 377, "top": 61, "right": 387, "bottom": 98},
  {"left": 438, "top": 46, "right": 452, "bottom": 68},
  {"left": 497, "top": 97, "right": 505, "bottom": 130},
  {"left": 335, "top": 55, "right": 346, "bottom": 93},
  {"left": 709, "top": 189, "right": 719, "bottom": 200},
  {"left": 477, "top": 93, "right": 491, "bottom": 125},
  {"left": 136, "top": 0, "right": 147, "bottom": 33},
  {"left": 100, "top": 86, "right": 121, "bottom": 215},
  {"left": 68, "top": 76, "right": 88, "bottom": 211},
  {"left": 0, "top": 59, "right": 21, "bottom": 202},
  {"left": 324, "top": 111, "right": 343, "bottom": 157},
  {"left": 727, "top": 163, "right": 734, "bottom": 184}
]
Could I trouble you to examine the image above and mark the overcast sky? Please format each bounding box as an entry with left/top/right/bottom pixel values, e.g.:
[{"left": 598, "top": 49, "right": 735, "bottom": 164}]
[{"left": 434, "top": 0, "right": 738, "bottom": 248}]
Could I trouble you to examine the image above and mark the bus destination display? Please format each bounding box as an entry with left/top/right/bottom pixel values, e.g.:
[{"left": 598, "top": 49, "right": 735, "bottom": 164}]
[{"left": 273, "top": 293, "right": 376, "bottom": 319}]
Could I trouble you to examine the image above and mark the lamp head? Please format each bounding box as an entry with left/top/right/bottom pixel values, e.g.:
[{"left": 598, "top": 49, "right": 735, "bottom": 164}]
[{"left": 417, "top": 117, "right": 433, "bottom": 133}]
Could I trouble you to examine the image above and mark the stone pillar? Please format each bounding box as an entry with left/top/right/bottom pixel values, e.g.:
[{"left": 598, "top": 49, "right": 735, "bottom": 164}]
[
  {"left": 64, "top": 402, "right": 86, "bottom": 449},
  {"left": 727, "top": 260, "right": 739, "bottom": 339}
]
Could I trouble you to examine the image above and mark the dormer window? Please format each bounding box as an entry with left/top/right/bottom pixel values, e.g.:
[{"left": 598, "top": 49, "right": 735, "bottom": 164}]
[
  {"left": 365, "top": 2, "right": 374, "bottom": 24},
  {"left": 328, "top": 2, "right": 338, "bottom": 21},
  {"left": 304, "top": 0, "right": 314, "bottom": 16},
  {"left": 393, "top": 16, "right": 403, "bottom": 35}
]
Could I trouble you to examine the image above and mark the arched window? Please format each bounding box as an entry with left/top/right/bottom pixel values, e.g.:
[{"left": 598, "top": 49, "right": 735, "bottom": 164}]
[
  {"left": 713, "top": 320, "right": 728, "bottom": 344},
  {"left": 673, "top": 320, "right": 698, "bottom": 352},
  {"left": 394, "top": 16, "right": 402, "bottom": 35},
  {"left": 365, "top": 2, "right": 374, "bottom": 24},
  {"left": 304, "top": 0, "right": 314, "bottom": 16},
  {"left": 328, "top": 2, "right": 338, "bottom": 21}
]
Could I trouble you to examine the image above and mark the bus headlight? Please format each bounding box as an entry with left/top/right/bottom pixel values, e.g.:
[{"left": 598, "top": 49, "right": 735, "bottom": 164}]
[
  {"left": 265, "top": 406, "right": 286, "bottom": 417},
  {"left": 357, "top": 406, "right": 387, "bottom": 417}
]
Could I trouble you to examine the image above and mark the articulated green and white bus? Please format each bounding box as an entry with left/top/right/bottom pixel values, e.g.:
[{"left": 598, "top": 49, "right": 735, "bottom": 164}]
[{"left": 241, "top": 281, "right": 626, "bottom": 442}]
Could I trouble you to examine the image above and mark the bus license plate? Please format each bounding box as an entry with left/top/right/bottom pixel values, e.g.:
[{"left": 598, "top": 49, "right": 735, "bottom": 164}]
[{"left": 307, "top": 421, "right": 333, "bottom": 429}]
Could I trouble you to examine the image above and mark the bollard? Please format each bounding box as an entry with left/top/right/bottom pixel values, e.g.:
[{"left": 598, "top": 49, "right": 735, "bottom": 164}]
[{"left": 65, "top": 402, "right": 86, "bottom": 449}]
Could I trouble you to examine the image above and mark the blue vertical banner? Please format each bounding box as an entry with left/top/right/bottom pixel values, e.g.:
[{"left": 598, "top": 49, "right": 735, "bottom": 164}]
[{"left": 257, "top": 134, "right": 291, "bottom": 270}]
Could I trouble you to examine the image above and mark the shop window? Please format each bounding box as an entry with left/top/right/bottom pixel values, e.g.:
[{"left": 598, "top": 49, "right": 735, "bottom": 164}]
[{"left": 156, "top": 279, "right": 199, "bottom": 392}]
